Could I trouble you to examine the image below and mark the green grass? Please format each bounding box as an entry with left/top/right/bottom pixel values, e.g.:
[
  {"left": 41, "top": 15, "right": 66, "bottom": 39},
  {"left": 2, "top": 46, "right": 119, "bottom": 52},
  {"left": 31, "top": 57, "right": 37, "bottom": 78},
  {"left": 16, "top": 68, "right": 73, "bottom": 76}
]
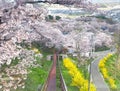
[
  {"left": 13, "top": 57, "right": 52, "bottom": 91},
  {"left": 60, "top": 57, "right": 94, "bottom": 91},
  {"left": 21, "top": 42, "right": 53, "bottom": 91},
  {"left": 0, "top": 63, "right": 8, "bottom": 72},
  {"left": 23, "top": 59, "right": 52, "bottom": 91},
  {"left": 0, "top": 41, "right": 54, "bottom": 91},
  {"left": 105, "top": 54, "right": 120, "bottom": 91},
  {"left": 24, "top": 68, "right": 47, "bottom": 91},
  {"left": 12, "top": 50, "right": 52, "bottom": 91},
  {"left": 95, "top": 45, "right": 110, "bottom": 52},
  {"left": 60, "top": 60, "right": 79, "bottom": 91},
  {"left": 56, "top": 63, "right": 61, "bottom": 91},
  {"left": 68, "top": 56, "right": 93, "bottom": 79},
  {"left": 11, "top": 57, "right": 20, "bottom": 66}
]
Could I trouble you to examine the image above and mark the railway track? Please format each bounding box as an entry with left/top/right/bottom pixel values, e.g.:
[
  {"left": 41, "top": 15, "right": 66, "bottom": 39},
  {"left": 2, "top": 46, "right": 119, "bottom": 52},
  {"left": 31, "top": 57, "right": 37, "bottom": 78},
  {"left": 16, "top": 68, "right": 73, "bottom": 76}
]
[{"left": 41, "top": 52, "right": 67, "bottom": 91}]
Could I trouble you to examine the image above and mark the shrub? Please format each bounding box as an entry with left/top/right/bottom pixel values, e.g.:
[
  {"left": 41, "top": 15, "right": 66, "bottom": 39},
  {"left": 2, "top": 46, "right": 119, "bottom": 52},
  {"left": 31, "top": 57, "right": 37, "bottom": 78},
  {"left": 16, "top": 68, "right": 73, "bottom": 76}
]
[
  {"left": 45, "top": 15, "right": 54, "bottom": 21},
  {"left": 99, "top": 53, "right": 117, "bottom": 89},
  {"left": 109, "top": 78, "right": 117, "bottom": 89},
  {"left": 95, "top": 45, "right": 110, "bottom": 52},
  {"left": 63, "top": 58, "right": 96, "bottom": 91},
  {"left": 95, "top": 15, "right": 107, "bottom": 19},
  {"left": 31, "top": 47, "right": 40, "bottom": 54},
  {"left": 48, "top": 15, "right": 54, "bottom": 20},
  {"left": 55, "top": 16, "right": 61, "bottom": 20}
]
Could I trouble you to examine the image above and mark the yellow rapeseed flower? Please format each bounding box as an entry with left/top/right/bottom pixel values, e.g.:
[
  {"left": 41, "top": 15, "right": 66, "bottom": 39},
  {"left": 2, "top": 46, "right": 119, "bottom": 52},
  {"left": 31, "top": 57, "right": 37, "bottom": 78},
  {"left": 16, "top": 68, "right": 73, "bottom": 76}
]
[
  {"left": 99, "top": 53, "right": 117, "bottom": 89},
  {"left": 109, "top": 78, "right": 117, "bottom": 89},
  {"left": 32, "top": 47, "right": 40, "bottom": 54},
  {"left": 63, "top": 58, "right": 96, "bottom": 91}
]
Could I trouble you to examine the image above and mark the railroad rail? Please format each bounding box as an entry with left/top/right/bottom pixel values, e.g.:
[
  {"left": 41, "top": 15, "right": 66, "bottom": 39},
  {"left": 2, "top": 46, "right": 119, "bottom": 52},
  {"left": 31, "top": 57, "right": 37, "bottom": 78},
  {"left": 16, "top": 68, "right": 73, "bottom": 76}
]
[{"left": 40, "top": 52, "right": 67, "bottom": 91}]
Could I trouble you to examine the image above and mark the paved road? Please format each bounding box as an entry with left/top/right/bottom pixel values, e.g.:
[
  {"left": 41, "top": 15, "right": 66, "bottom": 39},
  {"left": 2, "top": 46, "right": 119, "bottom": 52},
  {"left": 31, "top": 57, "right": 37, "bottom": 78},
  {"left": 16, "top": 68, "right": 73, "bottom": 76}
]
[
  {"left": 46, "top": 53, "right": 56, "bottom": 91},
  {"left": 91, "top": 53, "right": 110, "bottom": 91}
]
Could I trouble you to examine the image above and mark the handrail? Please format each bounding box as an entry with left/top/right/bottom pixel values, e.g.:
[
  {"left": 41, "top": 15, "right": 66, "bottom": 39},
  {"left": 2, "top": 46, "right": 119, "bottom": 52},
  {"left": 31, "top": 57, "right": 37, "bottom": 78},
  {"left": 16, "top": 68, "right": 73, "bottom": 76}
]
[
  {"left": 59, "top": 68, "right": 68, "bottom": 91},
  {"left": 40, "top": 53, "right": 68, "bottom": 91},
  {"left": 40, "top": 56, "right": 54, "bottom": 91},
  {"left": 57, "top": 54, "right": 68, "bottom": 91}
]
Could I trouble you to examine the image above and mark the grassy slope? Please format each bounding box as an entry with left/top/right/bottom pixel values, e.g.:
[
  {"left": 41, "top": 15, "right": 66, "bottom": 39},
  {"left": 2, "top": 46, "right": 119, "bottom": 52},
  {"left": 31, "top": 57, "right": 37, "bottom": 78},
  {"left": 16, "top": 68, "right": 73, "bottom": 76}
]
[
  {"left": 14, "top": 45, "right": 53, "bottom": 91},
  {"left": 60, "top": 60, "right": 79, "bottom": 91},
  {"left": 105, "top": 54, "right": 120, "bottom": 91},
  {"left": 60, "top": 56, "right": 94, "bottom": 91},
  {"left": 24, "top": 60, "right": 52, "bottom": 91},
  {"left": 12, "top": 55, "right": 52, "bottom": 91}
]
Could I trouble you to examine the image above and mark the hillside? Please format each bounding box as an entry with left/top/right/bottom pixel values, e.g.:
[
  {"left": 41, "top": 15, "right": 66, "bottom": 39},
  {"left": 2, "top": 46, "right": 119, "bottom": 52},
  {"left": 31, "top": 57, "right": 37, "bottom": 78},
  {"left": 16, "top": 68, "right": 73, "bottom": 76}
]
[{"left": 0, "top": 1, "right": 120, "bottom": 91}]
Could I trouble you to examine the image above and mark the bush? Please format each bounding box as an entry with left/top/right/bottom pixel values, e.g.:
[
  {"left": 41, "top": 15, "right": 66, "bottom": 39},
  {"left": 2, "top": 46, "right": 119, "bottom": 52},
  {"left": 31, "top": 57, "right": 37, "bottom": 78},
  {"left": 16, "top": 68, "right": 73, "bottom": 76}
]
[
  {"left": 95, "top": 45, "right": 110, "bottom": 52},
  {"left": 45, "top": 15, "right": 54, "bottom": 21},
  {"left": 48, "top": 15, "right": 54, "bottom": 20},
  {"left": 63, "top": 58, "right": 96, "bottom": 91},
  {"left": 11, "top": 57, "right": 19, "bottom": 66},
  {"left": 95, "top": 15, "right": 107, "bottom": 19},
  {"left": 99, "top": 54, "right": 117, "bottom": 89},
  {"left": 55, "top": 16, "right": 61, "bottom": 20},
  {"left": 45, "top": 15, "right": 61, "bottom": 21}
]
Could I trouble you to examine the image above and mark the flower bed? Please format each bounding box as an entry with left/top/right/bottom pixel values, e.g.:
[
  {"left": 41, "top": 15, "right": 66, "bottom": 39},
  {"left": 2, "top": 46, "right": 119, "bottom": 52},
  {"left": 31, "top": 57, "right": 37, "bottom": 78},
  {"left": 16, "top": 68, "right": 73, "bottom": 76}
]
[
  {"left": 63, "top": 58, "right": 96, "bottom": 91},
  {"left": 99, "top": 53, "right": 117, "bottom": 90}
]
